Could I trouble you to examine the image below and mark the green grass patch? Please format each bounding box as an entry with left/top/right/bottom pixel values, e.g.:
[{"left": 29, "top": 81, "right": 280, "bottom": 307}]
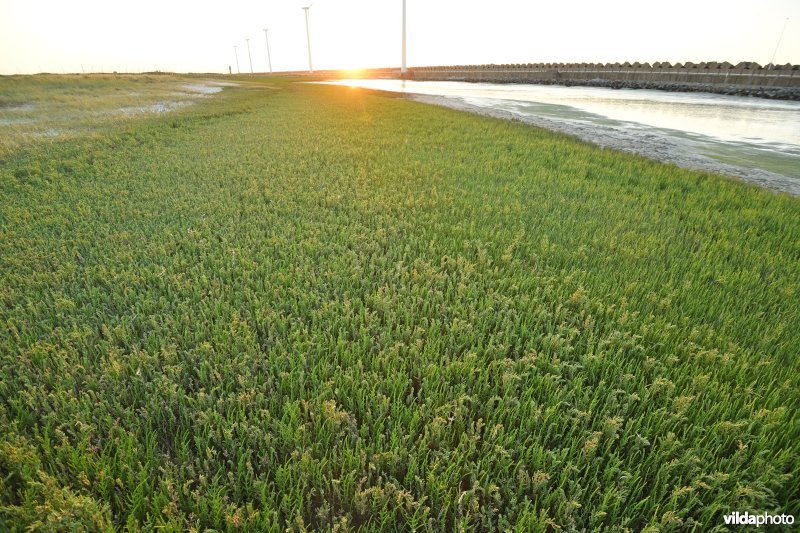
[
  {"left": 0, "top": 73, "right": 257, "bottom": 157},
  {"left": 0, "top": 75, "right": 798, "bottom": 531}
]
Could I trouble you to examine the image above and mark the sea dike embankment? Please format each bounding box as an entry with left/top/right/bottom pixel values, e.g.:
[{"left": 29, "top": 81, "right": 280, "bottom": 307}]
[
  {"left": 284, "top": 62, "right": 800, "bottom": 100},
  {"left": 409, "top": 62, "right": 800, "bottom": 100}
]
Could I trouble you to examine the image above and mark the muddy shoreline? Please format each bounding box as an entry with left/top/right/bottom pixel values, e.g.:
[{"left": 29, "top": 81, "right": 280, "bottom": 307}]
[
  {"left": 405, "top": 93, "right": 800, "bottom": 196},
  {"left": 407, "top": 77, "right": 800, "bottom": 101}
]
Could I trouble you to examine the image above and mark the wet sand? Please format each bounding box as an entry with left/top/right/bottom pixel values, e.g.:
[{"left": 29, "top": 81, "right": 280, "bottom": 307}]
[{"left": 407, "top": 93, "right": 800, "bottom": 196}]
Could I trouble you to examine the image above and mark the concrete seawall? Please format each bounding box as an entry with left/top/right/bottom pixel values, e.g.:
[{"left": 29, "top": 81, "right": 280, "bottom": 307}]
[
  {"left": 407, "top": 62, "right": 800, "bottom": 100},
  {"left": 269, "top": 62, "right": 800, "bottom": 99}
]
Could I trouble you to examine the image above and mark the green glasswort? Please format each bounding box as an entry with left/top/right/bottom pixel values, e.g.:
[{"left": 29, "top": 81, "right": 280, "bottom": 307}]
[{"left": 0, "top": 74, "right": 798, "bottom": 531}]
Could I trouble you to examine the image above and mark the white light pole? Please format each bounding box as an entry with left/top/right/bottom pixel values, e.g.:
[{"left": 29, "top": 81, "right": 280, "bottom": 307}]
[
  {"left": 246, "top": 38, "right": 254, "bottom": 74},
  {"left": 769, "top": 17, "right": 789, "bottom": 68},
  {"left": 233, "top": 45, "right": 240, "bottom": 73},
  {"left": 263, "top": 29, "right": 273, "bottom": 73},
  {"left": 302, "top": 5, "right": 313, "bottom": 73},
  {"left": 401, "top": 0, "right": 407, "bottom": 75}
]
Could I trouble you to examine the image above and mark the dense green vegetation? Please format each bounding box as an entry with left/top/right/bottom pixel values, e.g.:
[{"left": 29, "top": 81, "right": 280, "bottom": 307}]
[{"left": 1, "top": 75, "right": 798, "bottom": 531}]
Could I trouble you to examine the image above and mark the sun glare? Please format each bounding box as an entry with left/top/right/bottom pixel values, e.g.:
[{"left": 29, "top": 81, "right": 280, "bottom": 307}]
[{"left": 341, "top": 68, "right": 365, "bottom": 78}]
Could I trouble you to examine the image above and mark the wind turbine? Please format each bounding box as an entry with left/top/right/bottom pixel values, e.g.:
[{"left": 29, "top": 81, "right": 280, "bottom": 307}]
[
  {"left": 401, "top": 0, "right": 407, "bottom": 75},
  {"left": 233, "top": 45, "right": 241, "bottom": 73},
  {"left": 302, "top": 5, "right": 313, "bottom": 73},
  {"left": 263, "top": 29, "right": 273, "bottom": 73},
  {"left": 246, "top": 38, "right": 254, "bottom": 74}
]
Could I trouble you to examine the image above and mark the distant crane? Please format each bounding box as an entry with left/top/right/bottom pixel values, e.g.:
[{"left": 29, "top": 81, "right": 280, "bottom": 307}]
[
  {"left": 263, "top": 29, "right": 273, "bottom": 73},
  {"left": 233, "top": 45, "right": 241, "bottom": 73},
  {"left": 302, "top": 5, "right": 313, "bottom": 73},
  {"left": 246, "top": 38, "right": 254, "bottom": 74}
]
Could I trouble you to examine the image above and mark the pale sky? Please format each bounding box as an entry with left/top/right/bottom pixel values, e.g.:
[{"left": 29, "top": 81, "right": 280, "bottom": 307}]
[{"left": 1, "top": 0, "right": 798, "bottom": 75}]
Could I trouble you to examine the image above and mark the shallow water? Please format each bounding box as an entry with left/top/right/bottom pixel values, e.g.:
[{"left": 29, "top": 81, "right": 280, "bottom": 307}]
[
  {"left": 320, "top": 79, "right": 800, "bottom": 180},
  {"left": 119, "top": 101, "right": 191, "bottom": 115},
  {"left": 182, "top": 83, "right": 225, "bottom": 95}
]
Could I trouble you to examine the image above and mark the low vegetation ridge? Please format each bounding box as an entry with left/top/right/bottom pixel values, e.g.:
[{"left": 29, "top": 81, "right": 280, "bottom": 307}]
[{"left": 0, "top": 75, "right": 798, "bottom": 530}]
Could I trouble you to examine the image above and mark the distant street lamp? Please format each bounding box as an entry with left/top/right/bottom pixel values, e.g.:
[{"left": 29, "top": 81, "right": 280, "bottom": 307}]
[
  {"left": 263, "top": 29, "right": 273, "bottom": 73},
  {"left": 246, "top": 38, "right": 254, "bottom": 74},
  {"left": 302, "top": 5, "right": 313, "bottom": 73},
  {"left": 233, "top": 45, "right": 241, "bottom": 73}
]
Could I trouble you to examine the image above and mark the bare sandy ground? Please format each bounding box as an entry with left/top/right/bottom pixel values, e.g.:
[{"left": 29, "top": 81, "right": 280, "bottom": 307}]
[{"left": 408, "top": 94, "right": 800, "bottom": 196}]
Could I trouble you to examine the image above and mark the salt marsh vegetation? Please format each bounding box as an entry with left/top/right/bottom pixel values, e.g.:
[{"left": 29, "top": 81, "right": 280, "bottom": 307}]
[{"left": 0, "top": 75, "right": 798, "bottom": 531}]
